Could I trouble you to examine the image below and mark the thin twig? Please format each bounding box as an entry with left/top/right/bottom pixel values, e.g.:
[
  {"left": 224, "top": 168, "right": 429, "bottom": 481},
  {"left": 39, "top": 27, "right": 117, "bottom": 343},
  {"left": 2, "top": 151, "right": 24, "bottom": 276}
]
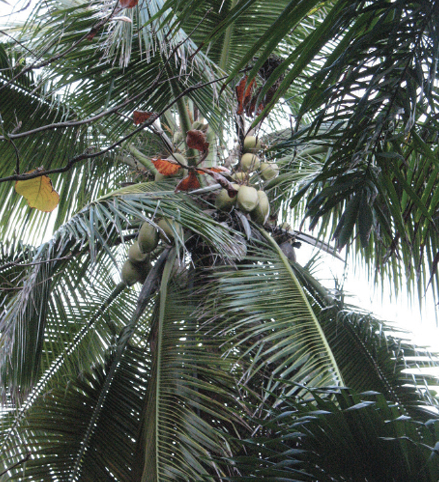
[
  {"left": 0, "top": 0, "right": 31, "bottom": 19},
  {"left": 0, "top": 6, "right": 216, "bottom": 142},
  {"left": 0, "top": 74, "right": 189, "bottom": 142},
  {"left": 1, "top": 254, "right": 73, "bottom": 270},
  {"left": 0, "top": 30, "right": 36, "bottom": 57}
]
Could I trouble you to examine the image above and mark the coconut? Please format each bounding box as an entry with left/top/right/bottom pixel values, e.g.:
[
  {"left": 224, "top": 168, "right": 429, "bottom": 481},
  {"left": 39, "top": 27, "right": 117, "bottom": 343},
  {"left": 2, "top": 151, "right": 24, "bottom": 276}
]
[
  {"left": 155, "top": 172, "right": 165, "bottom": 182},
  {"left": 215, "top": 188, "right": 237, "bottom": 212},
  {"left": 240, "top": 153, "right": 261, "bottom": 172},
  {"left": 128, "top": 242, "right": 148, "bottom": 264},
  {"left": 260, "top": 162, "right": 279, "bottom": 181},
  {"left": 243, "top": 135, "right": 262, "bottom": 152},
  {"left": 173, "top": 131, "right": 184, "bottom": 145},
  {"left": 158, "top": 218, "right": 183, "bottom": 243},
  {"left": 191, "top": 120, "right": 209, "bottom": 132},
  {"left": 280, "top": 222, "right": 291, "bottom": 231},
  {"left": 250, "top": 191, "right": 270, "bottom": 224},
  {"left": 232, "top": 172, "right": 247, "bottom": 183},
  {"left": 138, "top": 222, "right": 159, "bottom": 253},
  {"left": 237, "top": 185, "right": 259, "bottom": 212},
  {"left": 121, "top": 260, "right": 143, "bottom": 286}
]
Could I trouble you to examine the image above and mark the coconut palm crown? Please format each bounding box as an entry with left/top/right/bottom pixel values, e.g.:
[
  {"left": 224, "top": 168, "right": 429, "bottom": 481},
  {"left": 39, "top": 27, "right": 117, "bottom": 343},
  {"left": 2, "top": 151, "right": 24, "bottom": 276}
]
[{"left": 1, "top": 0, "right": 439, "bottom": 480}]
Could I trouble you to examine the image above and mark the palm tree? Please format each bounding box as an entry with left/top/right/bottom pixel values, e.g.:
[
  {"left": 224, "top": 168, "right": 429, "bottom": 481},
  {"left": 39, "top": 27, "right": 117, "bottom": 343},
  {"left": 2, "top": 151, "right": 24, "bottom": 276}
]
[{"left": 1, "top": 0, "right": 439, "bottom": 480}]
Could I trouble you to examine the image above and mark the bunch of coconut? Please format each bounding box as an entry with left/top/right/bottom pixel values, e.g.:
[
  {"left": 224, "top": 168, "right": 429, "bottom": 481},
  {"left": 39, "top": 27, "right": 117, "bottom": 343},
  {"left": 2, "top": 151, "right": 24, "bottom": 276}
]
[
  {"left": 215, "top": 183, "right": 270, "bottom": 225},
  {"left": 121, "top": 221, "right": 158, "bottom": 286},
  {"left": 121, "top": 218, "right": 183, "bottom": 286},
  {"left": 215, "top": 135, "right": 279, "bottom": 224},
  {"left": 238, "top": 135, "right": 280, "bottom": 181}
]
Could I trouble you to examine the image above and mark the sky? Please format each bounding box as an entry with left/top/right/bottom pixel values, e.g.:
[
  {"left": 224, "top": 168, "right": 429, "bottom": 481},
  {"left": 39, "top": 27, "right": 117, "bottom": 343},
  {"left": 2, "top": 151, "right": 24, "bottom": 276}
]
[{"left": 0, "top": 1, "right": 32, "bottom": 23}]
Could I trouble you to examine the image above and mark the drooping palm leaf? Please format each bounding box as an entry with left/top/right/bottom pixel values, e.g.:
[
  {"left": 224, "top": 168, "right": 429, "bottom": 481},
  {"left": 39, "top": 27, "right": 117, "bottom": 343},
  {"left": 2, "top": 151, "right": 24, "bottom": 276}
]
[
  {"left": 0, "top": 249, "right": 242, "bottom": 481},
  {"left": 164, "top": 0, "right": 439, "bottom": 303},
  {"left": 199, "top": 232, "right": 344, "bottom": 405},
  {"left": 232, "top": 387, "right": 439, "bottom": 481},
  {"left": 1, "top": 344, "right": 150, "bottom": 481},
  {"left": 140, "top": 250, "right": 241, "bottom": 481},
  {"left": 293, "top": 261, "right": 439, "bottom": 419},
  {"left": 0, "top": 181, "right": 244, "bottom": 398}
]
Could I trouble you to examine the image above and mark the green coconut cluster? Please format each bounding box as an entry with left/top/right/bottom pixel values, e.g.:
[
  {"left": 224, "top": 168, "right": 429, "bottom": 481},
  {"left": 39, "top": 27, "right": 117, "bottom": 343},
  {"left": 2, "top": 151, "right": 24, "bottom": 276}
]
[
  {"left": 215, "top": 135, "right": 279, "bottom": 225},
  {"left": 215, "top": 185, "right": 270, "bottom": 225},
  {"left": 239, "top": 136, "right": 279, "bottom": 181},
  {"left": 121, "top": 218, "right": 183, "bottom": 286}
]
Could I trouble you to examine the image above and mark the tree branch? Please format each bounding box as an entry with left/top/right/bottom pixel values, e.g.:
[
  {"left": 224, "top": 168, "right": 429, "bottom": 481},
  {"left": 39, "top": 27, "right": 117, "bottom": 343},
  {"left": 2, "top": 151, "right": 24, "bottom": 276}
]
[{"left": 0, "top": 7, "right": 215, "bottom": 142}]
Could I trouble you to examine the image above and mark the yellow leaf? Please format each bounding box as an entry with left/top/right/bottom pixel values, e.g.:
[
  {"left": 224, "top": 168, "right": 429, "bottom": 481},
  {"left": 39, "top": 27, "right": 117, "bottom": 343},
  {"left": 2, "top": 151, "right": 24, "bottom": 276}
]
[{"left": 15, "top": 173, "right": 60, "bottom": 212}]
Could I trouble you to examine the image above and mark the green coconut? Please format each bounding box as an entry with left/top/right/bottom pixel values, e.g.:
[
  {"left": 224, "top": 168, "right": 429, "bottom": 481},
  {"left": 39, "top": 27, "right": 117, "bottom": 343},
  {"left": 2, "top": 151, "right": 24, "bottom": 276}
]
[
  {"left": 158, "top": 218, "right": 183, "bottom": 243},
  {"left": 237, "top": 185, "right": 259, "bottom": 212},
  {"left": 128, "top": 242, "right": 148, "bottom": 264},
  {"left": 232, "top": 172, "right": 248, "bottom": 183},
  {"left": 173, "top": 131, "right": 184, "bottom": 145},
  {"left": 138, "top": 222, "right": 159, "bottom": 253},
  {"left": 121, "top": 260, "right": 143, "bottom": 286},
  {"left": 281, "top": 222, "right": 291, "bottom": 231},
  {"left": 243, "top": 135, "right": 262, "bottom": 153},
  {"left": 240, "top": 153, "right": 261, "bottom": 172},
  {"left": 191, "top": 120, "right": 209, "bottom": 132},
  {"left": 260, "top": 162, "right": 279, "bottom": 181},
  {"left": 215, "top": 187, "right": 238, "bottom": 212},
  {"left": 155, "top": 172, "right": 166, "bottom": 182},
  {"left": 250, "top": 191, "right": 270, "bottom": 224}
]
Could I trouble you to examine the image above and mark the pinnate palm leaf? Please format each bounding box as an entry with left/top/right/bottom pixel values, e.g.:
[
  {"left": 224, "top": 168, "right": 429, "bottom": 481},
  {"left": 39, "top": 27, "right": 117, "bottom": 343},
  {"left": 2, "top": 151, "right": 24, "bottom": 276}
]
[
  {"left": 233, "top": 387, "right": 439, "bottom": 481},
  {"left": 0, "top": 182, "right": 243, "bottom": 399}
]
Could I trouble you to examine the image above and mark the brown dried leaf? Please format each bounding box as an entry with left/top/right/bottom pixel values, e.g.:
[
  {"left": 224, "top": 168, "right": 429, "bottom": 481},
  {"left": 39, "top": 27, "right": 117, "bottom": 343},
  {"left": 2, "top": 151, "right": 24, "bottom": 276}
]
[
  {"left": 186, "top": 129, "right": 209, "bottom": 152},
  {"left": 133, "top": 111, "right": 156, "bottom": 125},
  {"left": 208, "top": 166, "right": 231, "bottom": 174},
  {"left": 119, "top": 0, "right": 138, "bottom": 7},
  {"left": 86, "top": 29, "right": 97, "bottom": 41},
  {"left": 205, "top": 171, "right": 238, "bottom": 198},
  {"left": 175, "top": 171, "right": 201, "bottom": 192},
  {"left": 236, "top": 76, "right": 256, "bottom": 115},
  {"left": 152, "top": 158, "right": 182, "bottom": 176}
]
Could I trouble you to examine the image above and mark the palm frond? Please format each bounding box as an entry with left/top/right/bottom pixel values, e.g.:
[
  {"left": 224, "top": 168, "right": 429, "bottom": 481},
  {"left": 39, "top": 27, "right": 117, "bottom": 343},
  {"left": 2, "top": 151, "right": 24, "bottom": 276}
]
[
  {"left": 0, "top": 0, "right": 237, "bottom": 242},
  {"left": 1, "top": 344, "right": 151, "bottom": 481},
  {"left": 293, "top": 261, "right": 439, "bottom": 419},
  {"left": 200, "top": 233, "right": 344, "bottom": 405},
  {"left": 0, "top": 182, "right": 243, "bottom": 398},
  {"left": 233, "top": 387, "right": 439, "bottom": 481},
  {"left": 1, "top": 248, "right": 241, "bottom": 481},
  {"left": 0, "top": 42, "right": 142, "bottom": 242},
  {"left": 140, "top": 249, "right": 240, "bottom": 481}
]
